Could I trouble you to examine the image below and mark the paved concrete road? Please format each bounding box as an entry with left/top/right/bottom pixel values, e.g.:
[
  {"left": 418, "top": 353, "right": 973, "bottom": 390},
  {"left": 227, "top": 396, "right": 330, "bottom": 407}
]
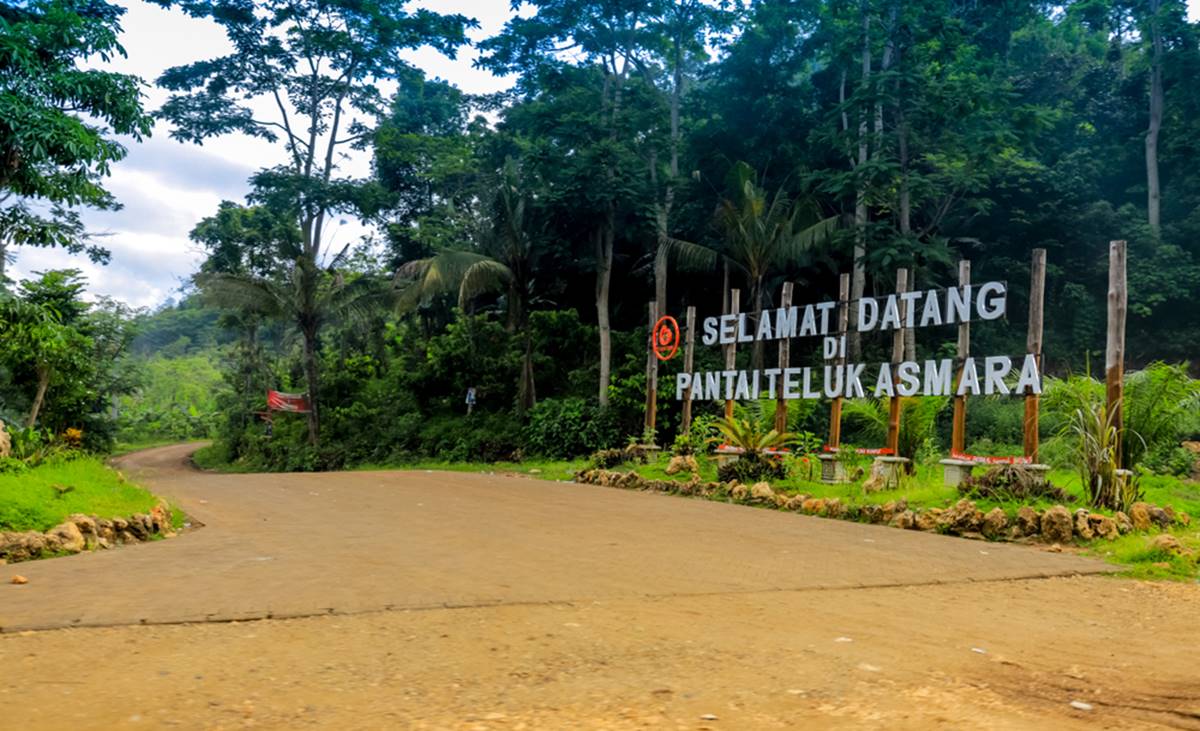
[{"left": 0, "top": 444, "right": 1107, "bottom": 632}]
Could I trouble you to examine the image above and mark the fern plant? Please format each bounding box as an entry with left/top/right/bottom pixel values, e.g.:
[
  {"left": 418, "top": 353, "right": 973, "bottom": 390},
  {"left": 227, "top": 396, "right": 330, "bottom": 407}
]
[
  {"left": 711, "top": 417, "right": 792, "bottom": 454},
  {"left": 710, "top": 416, "right": 792, "bottom": 483}
]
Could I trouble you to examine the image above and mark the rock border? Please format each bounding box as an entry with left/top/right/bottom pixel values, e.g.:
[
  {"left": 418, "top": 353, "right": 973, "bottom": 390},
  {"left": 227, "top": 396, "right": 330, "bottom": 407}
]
[
  {"left": 573, "top": 468, "right": 1190, "bottom": 545},
  {"left": 0, "top": 503, "right": 176, "bottom": 564}
]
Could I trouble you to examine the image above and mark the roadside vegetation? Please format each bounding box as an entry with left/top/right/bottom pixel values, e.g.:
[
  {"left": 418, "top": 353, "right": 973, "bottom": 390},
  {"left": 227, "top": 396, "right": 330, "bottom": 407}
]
[{"left": 0, "top": 456, "right": 160, "bottom": 533}]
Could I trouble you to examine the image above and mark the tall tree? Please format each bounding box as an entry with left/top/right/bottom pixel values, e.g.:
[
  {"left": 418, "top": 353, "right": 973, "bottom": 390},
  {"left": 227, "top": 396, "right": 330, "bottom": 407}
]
[
  {"left": 397, "top": 159, "right": 544, "bottom": 413},
  {"left": 481, "top": 0, "right": 663, "bottom": 407},
  {"left": 0, "top": 0, "right": 151, "bottom": 284},
  {"left": 154, "top": 0, "right": 473, "bottom": 444}
]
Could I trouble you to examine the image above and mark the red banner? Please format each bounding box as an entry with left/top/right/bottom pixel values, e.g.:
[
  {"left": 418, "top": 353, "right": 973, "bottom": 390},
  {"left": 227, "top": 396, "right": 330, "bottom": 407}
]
[
  {"left": 950, "top": 451, "right": 1031, "bottom": 465},
  {"left": 822, "top": 446, "right": 895, "bottom": 456},
  {"left": 267, "top": 390, "right": 311, "bottom": 413}
]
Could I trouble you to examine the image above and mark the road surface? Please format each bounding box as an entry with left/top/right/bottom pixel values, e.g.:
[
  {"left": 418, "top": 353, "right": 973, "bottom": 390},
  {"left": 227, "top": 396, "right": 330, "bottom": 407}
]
[{"left": 1, "top": 444, "right": 1196, "bottom": 729}]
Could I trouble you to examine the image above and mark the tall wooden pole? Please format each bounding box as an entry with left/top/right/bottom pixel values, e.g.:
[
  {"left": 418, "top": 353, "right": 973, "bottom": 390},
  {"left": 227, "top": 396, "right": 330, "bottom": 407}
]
[
  {"left": 644, "top": 300, "right": 658, "bottom": 441},
  {"left": 885, "top": 268, "right": 908, "bottom": 453},
  {"left": 680, "top": 305, "right": 697, "bottom": 433},
  {"left": 724, "top": 288, "right": 739, "bottom": 421},
  {"left": 1106, "top": 240, "right": 1127, "bottom": 468},
  {"left": 1023, "top": 249, "right": 1046, "bottom": 461},
  {"left": 774, "top": 282, "right": 793, "bottom": 433},
  {"left": 828, "top": 273, "right": 850, "bottom": 448},
  {"left": 950, "top": 260, "right": 971, "bottom": 455}
]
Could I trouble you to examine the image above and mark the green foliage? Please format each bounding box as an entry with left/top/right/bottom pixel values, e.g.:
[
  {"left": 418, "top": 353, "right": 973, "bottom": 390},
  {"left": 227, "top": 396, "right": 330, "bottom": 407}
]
[
  {"left": 672, "top": 413, "right": 718, "bottom": 457},
  {"left": 0, "top": 455, "right": 160, "bottom": 531},
  {"left": 716, "top": 452, "right": 788, "bottom": 484},
  {"left": 1054, "top": 388, "right": 1142, "bottom": 511},
  {"left": 116, "top": 354, "right": 224, "bottom": 444},
  {"left": 0, "top": 0, "right": 152, "bottom": 274},
  {"left": 522, "top": 398, "right": 623, "bottom": 459},
  {"left": 842, "top": 396, "right": 949, "bottom": 465},
  {"left": 712, "top": 416, "right": 792, "bottom": 454}
]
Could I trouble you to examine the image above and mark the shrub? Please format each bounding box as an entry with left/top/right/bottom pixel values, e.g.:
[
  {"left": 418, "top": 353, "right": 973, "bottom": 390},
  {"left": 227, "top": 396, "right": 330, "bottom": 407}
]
[
  {"left": 1141, "top": 443, "right": 1196, "bottom": 477},
  {"left": 711, "top": 416, "right": 792, "bottom": 483},
  {"left": 960, "top": 464, "right": 1073, "bottom": 503},
  {"left": 717, "top": 452, "right": 787, "bottom": 483},
  {"left": 672, "top": 413, "right": 718, "bottom": 456},
  {"left": 522, "top": 398, "right": 622, "bottom": 459}
]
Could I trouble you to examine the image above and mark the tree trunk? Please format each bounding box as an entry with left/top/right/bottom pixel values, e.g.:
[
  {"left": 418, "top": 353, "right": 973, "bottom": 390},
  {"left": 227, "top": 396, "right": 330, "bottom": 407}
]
[
  {"left": 898, "top": 108, "right": 910, "bottom": 235},
  {"left": 302, "top": 326, "right": 320, "bottom": 446},
  {"left": 1146, "top": 0, "right": 1163, "bottom": 237},
  {"left": 26, "top": 364, "right": 50, "bottom": 428},
  {"left": 850, "top": 3, "right": 872, "bottom": 362},
  {"left": 518, "top": 333, "right": 536, "bottom": 415},
  {"left": 595, "top": 224, "right": 614, "bottom": 407}
]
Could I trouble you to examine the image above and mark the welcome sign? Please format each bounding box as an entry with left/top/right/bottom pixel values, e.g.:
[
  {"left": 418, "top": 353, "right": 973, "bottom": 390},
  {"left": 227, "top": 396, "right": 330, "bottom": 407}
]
[{"left": 668, "top": 282, "right": 1041, "bottom": 402}]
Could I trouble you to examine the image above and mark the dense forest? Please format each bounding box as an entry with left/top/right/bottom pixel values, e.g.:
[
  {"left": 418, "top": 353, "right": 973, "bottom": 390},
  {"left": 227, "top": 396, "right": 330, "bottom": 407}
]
[{"left": 2, "top": 0, "right": 1199, "bottom": 472}]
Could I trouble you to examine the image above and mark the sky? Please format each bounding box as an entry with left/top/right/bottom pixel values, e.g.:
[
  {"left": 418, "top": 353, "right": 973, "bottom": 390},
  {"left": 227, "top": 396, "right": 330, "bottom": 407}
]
[{"left": 8, "top": 0, "right": 1200, "bottom": 310}]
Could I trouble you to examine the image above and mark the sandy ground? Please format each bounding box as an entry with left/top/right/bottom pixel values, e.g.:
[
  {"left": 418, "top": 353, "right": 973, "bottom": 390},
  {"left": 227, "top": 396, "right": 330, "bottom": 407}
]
[{"left": 1, "top": 444, "right": 1197, "bottom": 729}]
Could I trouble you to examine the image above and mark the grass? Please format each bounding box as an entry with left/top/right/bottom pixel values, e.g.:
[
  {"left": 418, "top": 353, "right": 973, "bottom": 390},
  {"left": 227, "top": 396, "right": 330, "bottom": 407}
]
[
  {"left": 1088, "top": 529, "right": 1200, "bottom": 582},
  {"left": 0, "top": 456, "right": 164, "bottom": 532}
]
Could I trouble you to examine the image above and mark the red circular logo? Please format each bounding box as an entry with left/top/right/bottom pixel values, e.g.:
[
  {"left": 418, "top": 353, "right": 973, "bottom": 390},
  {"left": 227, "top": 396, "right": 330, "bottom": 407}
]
[{"left": 652, "top": 316, "right": 680, "bottom": 361}]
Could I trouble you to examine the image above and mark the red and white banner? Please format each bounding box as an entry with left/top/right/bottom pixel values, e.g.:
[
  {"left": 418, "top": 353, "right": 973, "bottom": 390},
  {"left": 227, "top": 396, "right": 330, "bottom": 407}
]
[
  {"left": 822, "top": 446, "right": 895, "bottom": 456},
  {"left": 267, "top": 390, "right": 311, "bottom": 413},
  {"left": 950, "top": 451, "right": 1031, "bottom": 465}
]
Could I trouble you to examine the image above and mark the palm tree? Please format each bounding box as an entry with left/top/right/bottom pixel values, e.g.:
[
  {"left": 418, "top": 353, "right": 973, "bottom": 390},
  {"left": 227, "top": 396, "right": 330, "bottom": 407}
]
[
  {"left": 198, "top": 252, "right": 384, "bottom": 446},
  {"left": 396, "top": 159, "right": 541, "bottom": 413},
  {"left": 659, "top": 161, "right": 838, "bottom": 370}
]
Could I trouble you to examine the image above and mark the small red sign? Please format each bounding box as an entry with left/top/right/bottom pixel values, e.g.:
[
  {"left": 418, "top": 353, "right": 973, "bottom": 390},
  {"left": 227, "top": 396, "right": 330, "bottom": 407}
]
[
  {"left": 267, "top": 390, "right": 311, "bottom": 413},
  {"left": 652, "top": 315, "right": 680, "bottom": 361}
]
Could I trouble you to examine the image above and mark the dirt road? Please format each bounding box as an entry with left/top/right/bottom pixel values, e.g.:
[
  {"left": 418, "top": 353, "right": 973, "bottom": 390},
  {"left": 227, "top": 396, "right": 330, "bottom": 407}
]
[{"left": 2, "top": 445, "right": 1197, "bottom": 729}]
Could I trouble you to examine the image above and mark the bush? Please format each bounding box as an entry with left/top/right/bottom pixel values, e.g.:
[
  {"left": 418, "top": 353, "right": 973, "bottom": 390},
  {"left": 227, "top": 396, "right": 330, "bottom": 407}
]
[
  {"left": 522, "top": 398, "right": 622, "bottom": 459},
  {"left": 960, "top": 464, "right": 1073, "bottom": 504},
  {"left": 1141, "top": 443, "right": 1196, "bottom": 477},
  {"left": 717, "top": 452, "right": 788, "bottom": 483}
]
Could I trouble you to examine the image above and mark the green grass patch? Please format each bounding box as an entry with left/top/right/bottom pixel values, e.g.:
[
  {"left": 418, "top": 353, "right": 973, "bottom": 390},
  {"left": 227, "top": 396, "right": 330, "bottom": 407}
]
[
  {"left": 0, "top": 456, "right": 163, "bottom": 532},
  {"left": 1088, "top": 529, "right": 1200, "bottom": 581}
]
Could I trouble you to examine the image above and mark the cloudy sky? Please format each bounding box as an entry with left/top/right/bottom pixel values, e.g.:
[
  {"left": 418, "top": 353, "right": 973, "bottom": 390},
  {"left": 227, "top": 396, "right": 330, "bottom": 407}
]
[{"left": 9, "top": 0, "right": 1200, "bottom": 309}]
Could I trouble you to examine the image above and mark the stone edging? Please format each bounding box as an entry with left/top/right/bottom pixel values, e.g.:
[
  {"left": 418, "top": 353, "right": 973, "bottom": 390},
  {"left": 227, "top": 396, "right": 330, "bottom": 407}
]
[
  {"left": 573, "top": 468, "right": 1191, "bottom": 545},
  {"left": 0, "top": 503, "right": 175, "bottom": 564}
]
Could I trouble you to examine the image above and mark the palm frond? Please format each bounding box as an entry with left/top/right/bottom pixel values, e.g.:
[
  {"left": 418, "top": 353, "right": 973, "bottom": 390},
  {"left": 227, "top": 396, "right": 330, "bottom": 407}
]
[
  {"left": 196, "top": 272, "right": 288, "bottom": 319},
  {"left": 459, "top": 259, "right": 514, "bottom": 308},
  {"left": 657, "top": 233, "right": 720, "bottom": 273},
  {"left": 394, "top": 250, "right": 495, "bottom": 312}
]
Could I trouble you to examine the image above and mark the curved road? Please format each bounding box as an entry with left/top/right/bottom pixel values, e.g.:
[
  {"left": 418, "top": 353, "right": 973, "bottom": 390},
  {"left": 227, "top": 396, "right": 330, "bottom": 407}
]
[{"left": 2, "top": 445, "right": 1197, "bottom": 729}]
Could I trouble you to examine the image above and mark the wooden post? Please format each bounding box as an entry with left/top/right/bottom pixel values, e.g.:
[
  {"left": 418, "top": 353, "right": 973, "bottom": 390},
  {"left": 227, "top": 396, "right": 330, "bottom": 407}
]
[
  {"left": 724, "top": 288, "right": 739, "bottom": 421},
  {"left": 644, "top": 300, "right": 659, "bottom": 441},
  {"left": 885, "top": 268, "right": 908, "bottom": 453},
  {"left": 774, "top": 282, "right": 793, "bottom": 433},
  {"left": 1023, "top": 249, "right": 1046, "bottom": 461},
  {"left": 681, "top": 305, "right": 697, "bottom": 434},
  {"left": 1106, "top": 240, "right": 1127, "bottom": 468},
  {"left": 828, "top": 273, "right": 850, "bottom": 448},
  {"left": 951, "top": 260, "right": 971, "bottom": 455}
]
